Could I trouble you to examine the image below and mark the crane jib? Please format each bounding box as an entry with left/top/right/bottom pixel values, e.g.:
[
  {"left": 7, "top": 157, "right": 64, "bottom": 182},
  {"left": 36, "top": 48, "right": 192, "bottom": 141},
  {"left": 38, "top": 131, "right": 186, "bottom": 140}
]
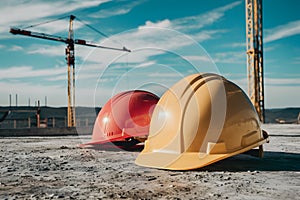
[{"left": 9, "top": 28, "right": 130, "bottom": 52}]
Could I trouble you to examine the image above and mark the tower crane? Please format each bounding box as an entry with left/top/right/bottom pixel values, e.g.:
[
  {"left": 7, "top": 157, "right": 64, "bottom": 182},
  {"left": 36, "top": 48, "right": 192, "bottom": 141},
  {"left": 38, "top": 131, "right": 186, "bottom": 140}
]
[
  {"left": 10, "top": 15, "right": 130, "bottom": 127},
  {"left": 245, "top": 0, "right": 265, "bottom": 122}
]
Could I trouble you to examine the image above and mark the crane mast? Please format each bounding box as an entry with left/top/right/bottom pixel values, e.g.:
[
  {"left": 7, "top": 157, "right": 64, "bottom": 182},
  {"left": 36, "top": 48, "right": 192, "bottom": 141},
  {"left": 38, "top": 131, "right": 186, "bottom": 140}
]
[
  {"left": 246, "top": 0, "right": 265, "bottom": 122},
  {"left": 10, "top": 15, "right": 130, "bottom": 127},
  {"left": 66, "top": 15, "right": 75, "bottom": 127}
]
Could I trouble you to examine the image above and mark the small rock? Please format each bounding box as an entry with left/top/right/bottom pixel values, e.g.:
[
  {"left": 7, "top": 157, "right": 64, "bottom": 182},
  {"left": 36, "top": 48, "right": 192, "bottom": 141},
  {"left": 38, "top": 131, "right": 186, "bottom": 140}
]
[
  {"left": 213, "top": 193, "right": 221, "bottom": 197},
  {"left": 72, "top": 192, "right": 79, "bottom": 196},
  {"left": 0, "top": 182, "right": 6, "bottom": 186},
  {"left": 40, "top": 167, "right": 50, "bottom": 171},
  {"left": 148, "top": 177, "right": 157, "bottom": 181},
  {"left": 7, "top": 168, "right": 16, "bottom": 172}
]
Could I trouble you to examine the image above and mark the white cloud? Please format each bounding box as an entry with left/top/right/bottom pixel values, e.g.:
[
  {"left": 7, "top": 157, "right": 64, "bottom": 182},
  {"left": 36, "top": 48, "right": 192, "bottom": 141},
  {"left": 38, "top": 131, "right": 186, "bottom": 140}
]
[
  {"left": 213, "top": 50, "right": 246, "bottom": 64},
  {"left": 141, "top": 20, "right": 172, "bottom": 29},
  {"left": 292, "top": 57, "right": 300, "bottom": 64},
  {"left": 73, "top": 29, "right": 194, "bottom": 66},
  {"left": 26, "top": 44, "right": 65, "bottom": 56},
  {"left": 226, "top": 76, "right": 300, "bottom": 87},
  {"left": 68, "top": 26, "right": 220, "bottom": 80},
  {"left": 115, "top": 1, "right": 239, "bottom": 64},
  {"left": 192, "top": 30, "right": 227, "bottom": 42},
  {"left": 221, "top": 76, "right": 300, "bottom": 108},
  {"left": 182, "top": 55, "right": 212, "bottom": 62},
  {"left": 265, "top": 77, "right": 300, "bottom": 86},
  {"left": 222, "top": 42, "right": 245, "bottom": 48},
  {"left": 9, "top": 45, "right": 23, "bottom": 51},
  {"left": 265, "top": 20, "right": 300, "bottom": 43},
  {"left": 0, "top": 66, "right": 65, "bottom": 79},
  {"left": 4, "top": 1, "right": 239, "bottom": 72},
  {"left": 171, "top": 1, "right": 242, "bottom": 32},
  {"left": 137, "top": 1, "right": 241, "bottom": 35},
  {"left": 264, "top": 44, "right": 278, "bottom": 52},
  {"left": 147, "top": 72, "right": 183, "bottom": 78},
  {"left": 265, "top": 84, "right": 300, "bottom": 108},
  {"left": 90, "top": 0, "right": 145, "bottom": 18},
  {"left": 45, "top": 75, "right": 67, "bottom": 82},
  {"left": 135, "top": 61, "right": 157, "bottom": 68},
  {"left": 23, "top": 19, "right": 85, "bottom": 35},
  {"left": 115, "top": 27, "right": 211, "bottom": 57},
  {"left": 0, "top": 0, "right": 111, "bottom": 37}
]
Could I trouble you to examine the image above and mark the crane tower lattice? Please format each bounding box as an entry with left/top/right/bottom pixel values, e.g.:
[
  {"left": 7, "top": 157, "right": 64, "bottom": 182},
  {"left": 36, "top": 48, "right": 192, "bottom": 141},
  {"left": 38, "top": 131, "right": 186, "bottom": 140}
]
[{"left": 246, "top": 0, "right": 265, "bottom": 122}]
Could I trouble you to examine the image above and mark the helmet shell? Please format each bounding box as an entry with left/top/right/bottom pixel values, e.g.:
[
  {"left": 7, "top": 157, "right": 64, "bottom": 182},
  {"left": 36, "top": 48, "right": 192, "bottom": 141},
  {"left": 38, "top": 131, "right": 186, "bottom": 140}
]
[
  {"left": 135, "top": 73, "right": 269, "bottom": 170},
  {"left": 83, "top": 90, "right": 159, "bottom": 146}
]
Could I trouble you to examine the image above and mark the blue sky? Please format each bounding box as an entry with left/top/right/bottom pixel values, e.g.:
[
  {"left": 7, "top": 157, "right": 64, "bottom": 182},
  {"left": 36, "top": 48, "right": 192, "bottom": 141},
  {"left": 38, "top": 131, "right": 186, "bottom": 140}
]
[{"left": 0, "top": 0, "right": 299, "bottom": 108}]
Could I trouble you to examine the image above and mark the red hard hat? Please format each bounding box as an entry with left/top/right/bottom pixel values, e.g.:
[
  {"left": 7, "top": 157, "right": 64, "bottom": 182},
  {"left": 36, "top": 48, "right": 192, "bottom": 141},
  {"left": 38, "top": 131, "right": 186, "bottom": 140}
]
[{"left": 81, "top": 90, "right": 159, "bottom": 147}]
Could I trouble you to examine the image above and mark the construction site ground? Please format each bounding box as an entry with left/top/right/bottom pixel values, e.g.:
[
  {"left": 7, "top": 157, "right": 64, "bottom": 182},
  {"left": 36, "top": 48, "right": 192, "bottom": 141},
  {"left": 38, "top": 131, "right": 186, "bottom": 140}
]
[{"left": 0, "top": 124, "right": 299, "bottom": 200}]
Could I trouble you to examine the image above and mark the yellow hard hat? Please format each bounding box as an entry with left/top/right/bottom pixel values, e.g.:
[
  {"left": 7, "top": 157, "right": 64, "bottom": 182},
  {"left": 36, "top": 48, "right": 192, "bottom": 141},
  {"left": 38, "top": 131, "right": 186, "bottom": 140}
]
[{"left": 135, "top": 73, "right": 269, "bottom": 170}]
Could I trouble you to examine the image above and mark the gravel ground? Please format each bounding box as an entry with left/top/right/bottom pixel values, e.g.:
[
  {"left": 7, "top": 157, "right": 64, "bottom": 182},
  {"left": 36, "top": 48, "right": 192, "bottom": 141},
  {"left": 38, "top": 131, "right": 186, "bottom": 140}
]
[{"left": 0, "top": 124, "right": 299, "bottom": 200}]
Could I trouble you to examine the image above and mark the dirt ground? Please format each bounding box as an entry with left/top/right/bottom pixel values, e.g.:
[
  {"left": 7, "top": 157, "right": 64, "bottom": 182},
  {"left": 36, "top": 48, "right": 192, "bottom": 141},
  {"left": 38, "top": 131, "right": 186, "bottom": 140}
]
[{"left": 0, "top": 124, "right": 299, "bottom": 200}]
